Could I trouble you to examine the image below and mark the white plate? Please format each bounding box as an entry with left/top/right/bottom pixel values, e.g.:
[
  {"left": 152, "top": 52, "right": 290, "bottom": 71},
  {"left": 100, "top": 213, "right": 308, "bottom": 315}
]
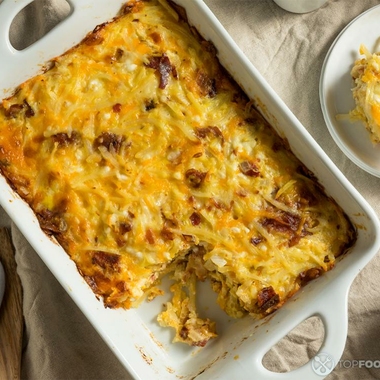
[{"left": 320, "top": 4, "right": 380, "bottom": 177}]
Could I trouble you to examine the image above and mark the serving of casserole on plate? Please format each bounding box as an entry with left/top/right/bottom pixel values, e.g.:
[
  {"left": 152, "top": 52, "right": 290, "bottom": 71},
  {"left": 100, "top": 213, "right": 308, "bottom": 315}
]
[
  {"left": 320, "top": 4, "right": 380, "bottom": 178},
  {"left": 0, "top": 0, "right": 379, "bottom": 379}
]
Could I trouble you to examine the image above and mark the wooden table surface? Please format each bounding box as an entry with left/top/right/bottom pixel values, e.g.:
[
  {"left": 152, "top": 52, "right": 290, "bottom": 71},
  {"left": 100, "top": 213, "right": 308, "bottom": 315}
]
[{"left": 0, "top": 228, "right": 23, "bottom": 380}]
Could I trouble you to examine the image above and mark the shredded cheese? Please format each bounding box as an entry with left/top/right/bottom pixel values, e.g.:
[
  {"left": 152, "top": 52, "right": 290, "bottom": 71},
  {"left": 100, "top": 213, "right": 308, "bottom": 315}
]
[
  {"left": 350, "top": 44, "right": 380, "bottom": 143},
  {"left": 0, "top": 0, "right": 356, "bottom": 347}
]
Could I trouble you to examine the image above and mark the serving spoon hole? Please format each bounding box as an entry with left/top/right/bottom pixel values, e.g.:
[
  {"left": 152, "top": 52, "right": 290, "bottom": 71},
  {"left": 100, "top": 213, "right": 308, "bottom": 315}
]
[
  {"left": 262, "top": 315, "right": 325, "bottom": 373},
  {"left": 9, "top": 0, "right": 71, "bottom": 51}
]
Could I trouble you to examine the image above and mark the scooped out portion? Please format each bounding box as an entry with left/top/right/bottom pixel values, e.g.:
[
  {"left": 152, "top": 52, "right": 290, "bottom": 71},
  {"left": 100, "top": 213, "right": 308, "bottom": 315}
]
[{"left": 350, "top": 44, "right": 380, "bottom": 144}]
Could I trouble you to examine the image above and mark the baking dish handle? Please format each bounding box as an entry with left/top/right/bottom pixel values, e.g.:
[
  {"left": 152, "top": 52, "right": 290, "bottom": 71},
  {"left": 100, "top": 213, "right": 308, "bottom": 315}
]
[
  {"left": 0, "top": 0, "right": 129, "bottom": 60},
  {"left": 249, "top": 285, "right": 349, "bottom": 380},
  {"left": 0, "top": 0, "right": 35, "bottom": 59}
]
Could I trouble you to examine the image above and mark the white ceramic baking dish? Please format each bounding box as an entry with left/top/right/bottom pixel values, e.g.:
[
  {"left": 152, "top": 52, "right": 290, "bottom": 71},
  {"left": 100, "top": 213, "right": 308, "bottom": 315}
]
[{"left": 0, "top": 1, "right": 379, "bottom": 379}]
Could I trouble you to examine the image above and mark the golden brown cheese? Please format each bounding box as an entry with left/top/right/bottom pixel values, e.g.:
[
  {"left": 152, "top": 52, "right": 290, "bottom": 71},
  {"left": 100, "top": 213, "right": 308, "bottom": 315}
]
[
  {"left": 350, "top": 44, "right": 380, "bottom": 144},
  {"left": 0, "top": 0, "right": 356, "bottom": 346}
]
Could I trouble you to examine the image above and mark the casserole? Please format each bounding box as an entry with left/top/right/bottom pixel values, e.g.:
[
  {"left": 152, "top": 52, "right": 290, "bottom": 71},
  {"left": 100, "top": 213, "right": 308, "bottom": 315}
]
[
  {"left": 0, "top": 0, "right": 356, "bottom": 349},
  {"left": 0, "top": 3, "right": 376, "bottom": 377},
  {"left": 349, "top": 44, "right": 380, "bottom": 145}
]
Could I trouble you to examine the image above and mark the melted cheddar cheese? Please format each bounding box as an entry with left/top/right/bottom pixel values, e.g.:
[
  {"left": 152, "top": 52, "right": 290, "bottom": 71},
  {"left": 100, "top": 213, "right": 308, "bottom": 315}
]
[
  {"left": 0, "top": 0, "right": 356, "bottom": 346},
  {"left": 350, "top": 44, "right": 380, "bottom": 143}
]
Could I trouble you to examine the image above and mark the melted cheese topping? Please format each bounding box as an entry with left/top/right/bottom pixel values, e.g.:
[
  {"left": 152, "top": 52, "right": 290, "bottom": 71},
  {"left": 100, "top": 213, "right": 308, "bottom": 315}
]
[
  {"left": 350, "top": 44, "right": 380, "bottom": 143},
  {"left": 0, "top": 0, "right": 356, "bottom": 346}
]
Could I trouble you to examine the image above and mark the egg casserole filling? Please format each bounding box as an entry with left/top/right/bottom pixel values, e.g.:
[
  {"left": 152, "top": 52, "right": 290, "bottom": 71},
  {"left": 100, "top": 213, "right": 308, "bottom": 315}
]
[
  {"left": 0, "top": 0, "right": 356, "bottom": 346},
  {"left": 350, "top": 44, "right": 380, "bottom": 144}
]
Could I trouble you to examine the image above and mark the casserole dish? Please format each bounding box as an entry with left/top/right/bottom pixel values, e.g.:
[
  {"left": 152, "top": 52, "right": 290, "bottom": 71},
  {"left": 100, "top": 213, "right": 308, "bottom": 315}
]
[{"left": 0, "top": 0, "right": 379, "bottom": 379}]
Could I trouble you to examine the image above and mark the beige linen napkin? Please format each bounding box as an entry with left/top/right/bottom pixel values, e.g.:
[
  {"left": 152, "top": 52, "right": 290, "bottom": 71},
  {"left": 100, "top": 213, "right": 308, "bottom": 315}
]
[
  {"left": 3, "top": 0, "right": 380, "bottom": 379},
  {"left": 8, "top": 0, "right": 70, "bottom": 51}
]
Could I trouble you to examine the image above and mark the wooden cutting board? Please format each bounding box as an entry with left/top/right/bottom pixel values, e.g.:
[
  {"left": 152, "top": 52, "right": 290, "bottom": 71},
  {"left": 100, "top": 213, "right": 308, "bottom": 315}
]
[{"left": 0, "top": 227, "right": 23, "bottom": 380}]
